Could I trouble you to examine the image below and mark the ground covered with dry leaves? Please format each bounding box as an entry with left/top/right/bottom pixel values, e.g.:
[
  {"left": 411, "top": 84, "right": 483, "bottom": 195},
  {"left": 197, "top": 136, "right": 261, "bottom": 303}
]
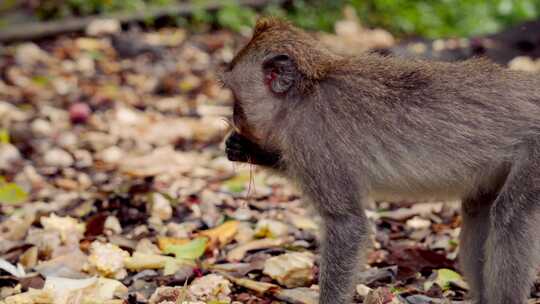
[{"left": 1, "top": 19, "right": 540, "bottom": 304}]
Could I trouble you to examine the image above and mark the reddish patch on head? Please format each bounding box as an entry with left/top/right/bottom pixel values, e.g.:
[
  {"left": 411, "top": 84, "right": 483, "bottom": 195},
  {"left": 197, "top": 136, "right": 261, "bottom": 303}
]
[{"left": 264, "top": 70, "right": 277, "bottom": 86}]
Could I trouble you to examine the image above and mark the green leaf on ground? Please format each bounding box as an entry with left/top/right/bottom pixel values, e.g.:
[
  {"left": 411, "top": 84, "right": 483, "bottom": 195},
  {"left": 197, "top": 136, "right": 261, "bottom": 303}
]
[
  {"left": 424, "top": 268, "right": 465, "bottom": 291},
  {"left": 224, "top": 173, "right": 251, "bottom": 193},
  {"left": 0, "top": 182, "right": 28, "bottom": 205},
  {"left": 0, "top": 129, "right": 9, "bottom": 144},
  {"left": 163, "top": 237, "right": 208, "bottom": 260}
]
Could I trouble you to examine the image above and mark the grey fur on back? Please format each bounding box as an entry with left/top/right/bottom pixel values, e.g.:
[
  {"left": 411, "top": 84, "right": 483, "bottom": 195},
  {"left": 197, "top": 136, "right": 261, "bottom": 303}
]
[{"left": 279, "top": 55, "right": 540, "bottom": 202}]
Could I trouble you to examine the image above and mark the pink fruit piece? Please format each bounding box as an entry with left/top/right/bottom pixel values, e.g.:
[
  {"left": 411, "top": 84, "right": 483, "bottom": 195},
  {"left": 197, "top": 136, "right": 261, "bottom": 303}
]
[{"left": 69, "top": 102, "right": 91, "bottom": 124}]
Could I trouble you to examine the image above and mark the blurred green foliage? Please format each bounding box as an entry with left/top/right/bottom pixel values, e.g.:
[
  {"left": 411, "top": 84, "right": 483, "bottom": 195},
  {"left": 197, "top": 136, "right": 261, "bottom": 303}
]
[
  {"left": 352, "top": 0, "right": 540, "bottom": 38},
  {"left": 284, "top": 0, "right": 540, "bottom": 38},
  {"left": 217, "top": 1, "right": 258, "bottom": 32},
  {"left": 285, "top": 1, "right": 345, "bottom": 32},
  {"left": 187, "top": 0, "right": 258, "bottom": 32},
  {"left": 18, "top": 0, "right": 540, "bottom": 38},
  {"left": 33, "top": 0, "right": 175, "bottom": 20}
]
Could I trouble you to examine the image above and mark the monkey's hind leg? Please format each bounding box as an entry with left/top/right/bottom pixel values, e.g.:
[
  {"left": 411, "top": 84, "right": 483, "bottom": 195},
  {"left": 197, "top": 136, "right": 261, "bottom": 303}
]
[
  {"left": 460, "top": 192, "right": 496, "bottom": 304},
  {"left": 483, "top": 140, "right": 540, "bottom": 304}
]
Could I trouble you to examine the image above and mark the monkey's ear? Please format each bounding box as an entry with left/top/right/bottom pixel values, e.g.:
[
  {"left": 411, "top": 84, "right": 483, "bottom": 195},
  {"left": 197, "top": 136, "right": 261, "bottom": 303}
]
[{"left": 263, "top": 54, "right": 297, "bottom": 94}]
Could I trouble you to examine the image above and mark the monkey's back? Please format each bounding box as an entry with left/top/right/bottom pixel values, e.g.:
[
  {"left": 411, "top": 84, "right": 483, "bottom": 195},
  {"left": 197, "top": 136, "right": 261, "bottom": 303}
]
[{"left": 314, "top": 55, "right": 540, "bottom": 200}]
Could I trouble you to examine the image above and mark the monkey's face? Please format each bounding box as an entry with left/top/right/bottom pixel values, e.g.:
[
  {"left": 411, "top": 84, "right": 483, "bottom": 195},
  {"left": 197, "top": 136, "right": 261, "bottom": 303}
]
[{"left": 223, "top": 51, "right": 299, "bottom": 147}]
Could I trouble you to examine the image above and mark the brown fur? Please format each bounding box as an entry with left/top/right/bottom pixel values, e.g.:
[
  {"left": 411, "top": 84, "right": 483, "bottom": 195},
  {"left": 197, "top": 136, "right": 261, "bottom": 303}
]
[{"left": 223, "top": 18, "right": 540, "bottom": 304}]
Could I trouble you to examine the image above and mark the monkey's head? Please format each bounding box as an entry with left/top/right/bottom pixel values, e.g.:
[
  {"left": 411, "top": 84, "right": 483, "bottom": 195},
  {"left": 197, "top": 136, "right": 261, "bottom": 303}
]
[{"left": 222, "top": 17, "right": 336, "bottom": 147}]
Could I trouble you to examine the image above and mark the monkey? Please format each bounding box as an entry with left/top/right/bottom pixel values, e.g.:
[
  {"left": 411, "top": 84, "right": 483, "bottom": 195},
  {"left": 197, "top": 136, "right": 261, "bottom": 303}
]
[{"left": 221, "top": 17, "right": 540, "bottom": 304}]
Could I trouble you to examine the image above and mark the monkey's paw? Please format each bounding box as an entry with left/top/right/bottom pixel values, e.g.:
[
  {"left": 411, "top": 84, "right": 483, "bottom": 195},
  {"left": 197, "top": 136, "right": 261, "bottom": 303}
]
[{"left": 225, "top": 132, "right": 253, "bottom": 163}]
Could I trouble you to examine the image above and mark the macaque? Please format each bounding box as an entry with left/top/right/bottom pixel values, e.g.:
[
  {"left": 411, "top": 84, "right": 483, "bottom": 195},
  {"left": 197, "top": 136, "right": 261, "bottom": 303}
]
[{"left": 222, "top": 17, "right": 540, "bottom": 304}]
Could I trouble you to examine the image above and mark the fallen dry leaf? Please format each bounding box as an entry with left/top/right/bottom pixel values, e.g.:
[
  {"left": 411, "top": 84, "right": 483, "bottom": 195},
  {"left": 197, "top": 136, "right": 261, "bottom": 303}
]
[
  {"left": 125, "top": 252, "right": 194, "bottom": 271},
  {"left": 273, "top": 287, "right": 320, "bottom": 304},
  {"left": 263, "top": 252, "right": 315, "bottom": 288},
  {"left": 223, "top": 274, "right": 279, "bottom": 294},
  {"left": 198, "top": 220, "right": 240, "bottom": 249},
  {"left": 227, "top": 237, "right": 292, "bottom": 262},
  {"left": 157, "top": 237, "right": 190, "bottom": 251}
]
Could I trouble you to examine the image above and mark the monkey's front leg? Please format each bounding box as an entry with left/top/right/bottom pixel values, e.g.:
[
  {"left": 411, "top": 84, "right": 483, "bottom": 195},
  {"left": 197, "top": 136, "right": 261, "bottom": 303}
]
[
  {"left": 293, "top": 156, "right": 369, "bottom": 304},
  {"left": 225, "top": 131, "right": 281, "bottom": 168},
  {"left": 319, "top": 212, "right": 369, "bottom": 304}
]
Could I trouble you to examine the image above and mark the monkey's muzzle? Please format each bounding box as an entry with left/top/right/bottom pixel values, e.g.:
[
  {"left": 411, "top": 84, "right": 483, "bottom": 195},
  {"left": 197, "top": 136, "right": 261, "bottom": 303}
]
[{"left": 225, "top": 132, "right": 252, "bottom": 163}]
